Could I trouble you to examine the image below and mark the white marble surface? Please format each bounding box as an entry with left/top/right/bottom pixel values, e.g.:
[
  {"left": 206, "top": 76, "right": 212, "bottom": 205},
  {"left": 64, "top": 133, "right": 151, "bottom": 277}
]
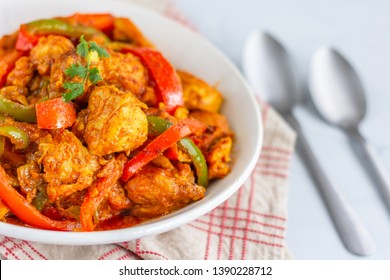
[{"left": 175, "top": 0, "right": 390, "bottom": 259}]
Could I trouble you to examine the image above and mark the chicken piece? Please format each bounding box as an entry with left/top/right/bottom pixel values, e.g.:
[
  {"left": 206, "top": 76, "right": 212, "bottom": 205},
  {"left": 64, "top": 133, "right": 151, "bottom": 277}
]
[
  {"left": 0, "top": 142, "right": 26, "bottom": 168},
  {"left": 100, "top": 51, "right": 150, "bottom": 97},
  {"left": 151, "top": 155, "right": 175, "bottom": 170},
  {"left": 0, "top": 33, "right": 17, "bottom": 55},
  {"left": 27, "top": 76, "right": 50, "bottom": 104},
  {"left": 17, "top": 161, "right": 45, "bottom": 202},
  {"left": 29, "top": 75, "right": 49, "bottom": 93},
  {"left": 107, "top": 183, "right": 132, "bottom": 211},
  {"left": 95, "top": 190, "right": 128, "bottom": 223},
  {"left": 58, "top": 189, "right": 86, "bottom": 209},
  {"left": 207, "top": 136, "right": 232, "bottom": 179},
  {"left": 0, "top": 86, "right": 29, "bottom": 105},
  {"left": 189, "top": 111, "right": 232, "bottom": 152},
  {"left": 71, "top": 109, "right": 88, "bottom": 143},
  {"left": 84, "top": 85, "right": 148, "bottom": 156},
  {"left": 174, "top": 106, "right": 189, "bottom": 120},
  {"left": 6, "top": 56, "right": 34, "bottom": 88},
  {"left": 30, "top": 35, "right": 75, "bottom": 75},
  {"left": 113, "top": 17, "right": 154, "bottom": 48},
  {"left": 139, "top": 86, "right": 157, "bottom": 107},
  {"left": 38, "top": 130, "right": 100, "bottom": 201},
  {"left": 125, "top": 163, "right": 205, "bottom": 218},
  {"left": 178, "top": 70, "right": 223, "bottom": 113}
]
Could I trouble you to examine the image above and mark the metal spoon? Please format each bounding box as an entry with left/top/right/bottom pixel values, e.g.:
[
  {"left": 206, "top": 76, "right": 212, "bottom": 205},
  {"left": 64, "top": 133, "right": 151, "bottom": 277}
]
[
  {"left": 309, "top": 47, "right": 390, "bottom": 213},
  {"left": 242, "top": 31, "right": 375, "bottom": 256}
]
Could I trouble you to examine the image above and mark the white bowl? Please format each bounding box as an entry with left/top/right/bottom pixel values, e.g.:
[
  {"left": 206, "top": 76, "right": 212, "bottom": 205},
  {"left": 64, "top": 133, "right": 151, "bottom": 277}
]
[{"left": 0, "top": 0, "right": 262, "bottom": 245}]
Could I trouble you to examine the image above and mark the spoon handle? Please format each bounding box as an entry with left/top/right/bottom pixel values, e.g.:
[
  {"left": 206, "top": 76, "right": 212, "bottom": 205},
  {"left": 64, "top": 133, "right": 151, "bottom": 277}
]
[
  {"left": 346, "top": 128, "right": 390, "bottom": 213},
  {"left": 284, "top": 113, "right": 375, "bottom": 256}
]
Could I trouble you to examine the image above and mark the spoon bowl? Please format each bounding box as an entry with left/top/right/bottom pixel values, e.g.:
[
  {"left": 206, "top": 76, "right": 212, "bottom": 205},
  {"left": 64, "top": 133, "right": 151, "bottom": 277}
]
[
  {"left": 309, "top": 46, "right": 390, "bottom": 214},
  {"left": 242, "top": 31, "right": 299, "bottom": 113},
  {"left": 309, "top": 48, "right": 366, "bottom": 129}
]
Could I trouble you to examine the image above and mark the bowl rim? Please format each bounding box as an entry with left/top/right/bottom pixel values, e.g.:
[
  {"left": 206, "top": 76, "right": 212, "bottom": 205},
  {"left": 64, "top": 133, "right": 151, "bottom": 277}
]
[{"left": 0, "top": 0, "right": 263, "bottom": 245}]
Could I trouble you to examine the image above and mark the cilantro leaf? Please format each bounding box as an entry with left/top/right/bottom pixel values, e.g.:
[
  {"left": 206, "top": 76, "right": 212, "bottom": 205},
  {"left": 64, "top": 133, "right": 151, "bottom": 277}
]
[
  {"left": 63, "top": 82, "right": 84, "bottom": 102},
  {"left": 63, "top": 82, "right": 82, "bottom": 91},
  {"left": 65, "top": 63, "right": 87, "bottom": 79},
  {"left": 63, "top": 36, "right": 109, "bottom": 102},
  {"left": 88, "top": 67, "right": 102, "bottom": 84},
  {"left": 76, "top": 35, "right": 89, "bottom": 58},
  {"left": 89, "top": 41, "right": 110, "bottom": 58}
]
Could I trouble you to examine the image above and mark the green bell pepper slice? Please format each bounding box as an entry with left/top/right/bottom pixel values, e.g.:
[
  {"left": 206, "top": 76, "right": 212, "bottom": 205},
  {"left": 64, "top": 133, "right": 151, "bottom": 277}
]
[
  {"left": 16, "top": 19, "right": 110, "bottom": 51},
  {"left": 0, "top": 125, "right": 29, "bottom": 150},
  {"left": 147, "top": 116, "right": 209, "bottom": 187},
  {"left": 0, "top": 95, "right": 36, "bottom": 123}
]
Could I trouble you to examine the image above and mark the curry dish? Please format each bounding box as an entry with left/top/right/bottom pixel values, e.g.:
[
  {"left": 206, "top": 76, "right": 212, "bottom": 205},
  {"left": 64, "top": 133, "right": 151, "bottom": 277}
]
[{"left": 0, "top": 14, "right": 233, "bottom": 231}]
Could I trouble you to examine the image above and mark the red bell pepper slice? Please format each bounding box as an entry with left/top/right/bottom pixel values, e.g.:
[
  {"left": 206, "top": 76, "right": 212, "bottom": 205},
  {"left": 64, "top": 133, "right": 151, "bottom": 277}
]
[
  {"left": 121, "top": 118, "right": 207, "bottom": 182},
  {"left": 67, "top": 13, "right": 114, "bottom": 36},
  {"left": 123, "top": 47, "right": 184, "bottom": 114},
  {"left": 80, "top": 176, "right": 114, "bottom": 231},
  {"left": 0, "top": 165, "right": 79, "bottom": 231},
  {"left": 0, "top": 50, "right": 24, "bottom": 87},
  {"left": 15, "top": 24, "right": 40, "bottom": 52},
  {"left": 163, "top": 143, "right": 179, "bottom": 160},
  {"left": 80, "top": 155, "right": 126, "bottom": 231},
  {"left": 36, "top": 98, "right": 77, "bottom": 129}
]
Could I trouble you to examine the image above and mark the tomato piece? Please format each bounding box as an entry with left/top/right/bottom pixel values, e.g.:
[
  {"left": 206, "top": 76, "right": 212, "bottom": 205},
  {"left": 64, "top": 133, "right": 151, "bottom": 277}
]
[
  {"left": 124, "top": 48, "right": 184, "bottom": 114},
  {"left": 0, "top": 166, "right": 79, "bottom": 231},
  {"left": 36, "top": 98, "right": 77, "bottom": 129}
]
